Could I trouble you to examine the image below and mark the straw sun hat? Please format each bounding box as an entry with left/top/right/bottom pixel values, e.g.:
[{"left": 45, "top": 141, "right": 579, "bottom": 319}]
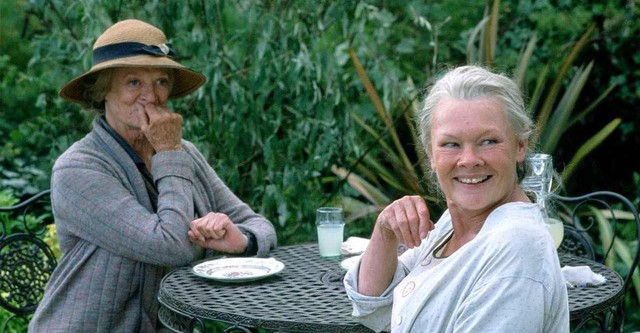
[{"left": 60, "top": 19, "right": 206, "bottom": 104}]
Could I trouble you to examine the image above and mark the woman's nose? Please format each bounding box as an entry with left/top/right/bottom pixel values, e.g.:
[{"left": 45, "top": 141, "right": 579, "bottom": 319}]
[
  {"left": 139, "top": 84, "right": 159, "bottom": 104},
  {"left": 457, "top": 146, "right": 483, "bottom": 167}
]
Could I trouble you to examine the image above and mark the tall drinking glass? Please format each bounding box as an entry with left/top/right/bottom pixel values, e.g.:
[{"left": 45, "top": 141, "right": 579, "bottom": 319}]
[
  {"left": 521, "top": 153, "right": 554, "bottom": 201},
  {"left": 521, "top": 153, "right": 564, "bottom": 248},
  {"left": 316, "top": 207, "right": 345, "bottom": 258}
]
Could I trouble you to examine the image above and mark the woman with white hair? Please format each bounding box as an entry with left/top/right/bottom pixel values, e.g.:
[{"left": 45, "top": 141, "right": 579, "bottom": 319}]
[{"left": 343, "top": 65, "right": 569, "bottom": 332}]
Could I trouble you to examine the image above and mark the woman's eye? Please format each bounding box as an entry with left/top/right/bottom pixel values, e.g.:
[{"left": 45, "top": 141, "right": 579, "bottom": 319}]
[
  {"left": 128, "top": 79, "right": 140, "bottom": 86},
  {"left": 443, "top": 142, "right": 459, "bottom": 148},
  {"left": 482, "top": 139, "right": 497, "bottom": 145},
  {"left": 157, "top": 78, "right": 170, "bottom": 86}
]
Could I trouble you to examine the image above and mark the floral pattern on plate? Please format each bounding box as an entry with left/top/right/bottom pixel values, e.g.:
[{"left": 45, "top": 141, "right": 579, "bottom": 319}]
[{"left": 192, "top": 257, "right": 285, "bottom": 282}]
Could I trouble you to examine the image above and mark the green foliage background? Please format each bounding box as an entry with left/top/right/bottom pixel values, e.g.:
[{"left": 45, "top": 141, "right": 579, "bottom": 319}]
[
  {"left": 1, "top": 0, "right": 639, "bottom": 331},
  {"left": 3, "top": 0, "right": 637, "bottom": 241}
]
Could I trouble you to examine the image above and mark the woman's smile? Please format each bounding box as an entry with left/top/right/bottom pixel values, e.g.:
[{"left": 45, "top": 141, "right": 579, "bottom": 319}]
[{"left": 456, "top": 175, "right": 491, "bottom": 184}]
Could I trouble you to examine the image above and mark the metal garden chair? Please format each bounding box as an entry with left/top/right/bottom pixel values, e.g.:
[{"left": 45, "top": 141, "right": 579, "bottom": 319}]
[
  {"left": 0, "top": 190, "right": 57, "bottom": 332},
  {"left": 551, "top": 191, "right": 640, "bottom": 332}
]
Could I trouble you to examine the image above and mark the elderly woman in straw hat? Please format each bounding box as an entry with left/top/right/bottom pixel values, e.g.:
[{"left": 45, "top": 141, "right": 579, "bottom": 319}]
[{"left": 29, "top": 19, "right": 276, "bottom": 332}]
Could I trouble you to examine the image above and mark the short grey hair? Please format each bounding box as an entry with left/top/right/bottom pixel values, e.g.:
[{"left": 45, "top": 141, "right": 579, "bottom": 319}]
[{"left": 417, "top": 65, "right": 535, "bottom": 187}]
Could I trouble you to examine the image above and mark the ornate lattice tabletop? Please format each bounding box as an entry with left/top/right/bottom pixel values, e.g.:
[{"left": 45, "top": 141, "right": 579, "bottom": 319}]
[
  {"left": 158, "top": 244, "right": 624, "bottom": 332},
  {"left": 159, "top": 243, "right": 372, "bottom": 332},
  {"left": 559, "top": 253, "right": 624, "bottom": 322}
]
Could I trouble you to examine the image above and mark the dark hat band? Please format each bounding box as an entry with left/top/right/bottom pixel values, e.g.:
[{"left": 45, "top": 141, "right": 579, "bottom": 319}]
[{"left": 93, "top": 42, "right": 176, "bottom": 65}]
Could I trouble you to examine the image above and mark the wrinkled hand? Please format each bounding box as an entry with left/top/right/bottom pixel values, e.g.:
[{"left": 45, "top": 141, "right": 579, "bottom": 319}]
[
  {"left": 138, "top": 103, "right": 183, "bottom": 151},
  {"left": 376, "top": 195, "right": 434, "bottom": 248},
  {"left": 188, "top": 212, "right": 249, "bottom": 254}
]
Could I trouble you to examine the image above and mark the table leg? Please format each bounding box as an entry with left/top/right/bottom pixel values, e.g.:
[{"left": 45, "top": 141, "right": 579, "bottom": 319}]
[
  {"left": 223, "top": 324, "right": 254, "bottom": 333},
  {"left": 159, "top": 304, "right": 207, "bottom": 333}
]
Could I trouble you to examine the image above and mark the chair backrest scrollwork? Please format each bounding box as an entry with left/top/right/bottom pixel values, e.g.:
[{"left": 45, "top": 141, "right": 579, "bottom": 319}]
[
  {"left": 0, "top": 190, "right": 56, "bottom": 332},
  {"left": 550, "top": 190, "right": 640, "bottom": 331}
]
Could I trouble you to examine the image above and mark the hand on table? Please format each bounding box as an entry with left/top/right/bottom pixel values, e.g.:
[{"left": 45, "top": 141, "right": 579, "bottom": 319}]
[
  {"left": 188, "top": 212, "right": 249, "bottom": 254},
  {"left": 376, "top": 195, "right": 434, "bottom": 249}
]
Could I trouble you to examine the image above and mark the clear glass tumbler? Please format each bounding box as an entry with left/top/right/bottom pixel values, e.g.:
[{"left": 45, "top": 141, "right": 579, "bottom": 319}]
[{"left": 316, "top": 207, "right": 345, "bottom": 258}]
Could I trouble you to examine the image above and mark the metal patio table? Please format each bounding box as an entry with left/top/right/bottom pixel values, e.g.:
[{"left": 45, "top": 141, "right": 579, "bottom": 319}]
[
  {"left": 558, "top": 252, "right": 624, "bottom": 326},
  {"left": 158, "top": 244, "right": 624, "bottom": 332}
]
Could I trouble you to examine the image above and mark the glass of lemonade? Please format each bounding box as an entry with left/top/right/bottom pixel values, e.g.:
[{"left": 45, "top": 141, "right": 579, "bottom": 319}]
[
  {"left": 316, "top": 207, "right": 345, "bottom": 258},
  {"left": 545, "top": 217, "right": 564, "bottom": 249}
]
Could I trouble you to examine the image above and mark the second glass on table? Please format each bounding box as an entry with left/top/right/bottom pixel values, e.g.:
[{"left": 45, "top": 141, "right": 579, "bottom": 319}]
[{"left": 316, "top": 207, "right": 345, "bottom": 258}]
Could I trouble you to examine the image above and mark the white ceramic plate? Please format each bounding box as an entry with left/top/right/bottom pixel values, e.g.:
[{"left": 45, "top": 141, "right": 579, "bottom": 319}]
[
  {"left": 340, "top": 255, "right": 362, "bottom": 271},
  {"left": 192, "top": 257, "right": 285, "bottom": 283}
]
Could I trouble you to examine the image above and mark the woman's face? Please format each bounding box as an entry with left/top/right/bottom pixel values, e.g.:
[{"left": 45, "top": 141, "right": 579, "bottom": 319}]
[
  {"left": 104, "top": 67, "right": 171, "bottom": 133},
  {"left": 430, "top": 97, "right": 526, "bottom": 215}
]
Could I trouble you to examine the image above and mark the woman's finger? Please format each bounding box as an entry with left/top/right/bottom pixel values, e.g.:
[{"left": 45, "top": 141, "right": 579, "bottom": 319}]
[
  {"left": 143, "top": 103, "right": 166, "bottom": 121},
  {"left": 393, "top": 206, "right": 416, "bottom": 248},
  {"left": 416, "top": 203, "right": 434, "bottom": 240},
  {"left": 188, "top": 230, "right": 203, "bottom": 244},
  {"left": 204, "top": 213, "right": 229, "bottom": 239},
  {"left": 403, "top": 199, "right": 423, "bottom": 246},
  {"left": 137, "top": 103, "right": 151, "bottom": 130}
]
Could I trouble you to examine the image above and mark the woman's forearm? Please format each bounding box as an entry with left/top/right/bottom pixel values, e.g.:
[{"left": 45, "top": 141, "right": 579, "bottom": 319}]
[{"left": 357, "top": 224, "right": 400, "bottom": 296}]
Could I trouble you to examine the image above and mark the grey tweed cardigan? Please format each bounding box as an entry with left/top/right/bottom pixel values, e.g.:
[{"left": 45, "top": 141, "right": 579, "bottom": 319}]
[{"left": 28, "top": 118, "right": 277, "bottom": 332}]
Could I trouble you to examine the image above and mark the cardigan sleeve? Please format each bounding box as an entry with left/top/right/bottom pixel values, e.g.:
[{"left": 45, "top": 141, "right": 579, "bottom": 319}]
[
  {"left": 182, "top": 141, "right": 277, "bottom": 257},
  {"left": 342, "top": 214, "right": 451, "bottom": 332},
  {"left": 342, "top": 255, "right": 413, "bottom": 332},
  {"left": 52, "top": 147, "right": 199, "bottom": 266}
]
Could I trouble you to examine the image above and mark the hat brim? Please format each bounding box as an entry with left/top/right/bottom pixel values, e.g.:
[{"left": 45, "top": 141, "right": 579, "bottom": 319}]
[{"left": 59, "top": 55, "right": 206, "bottom": 104}]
